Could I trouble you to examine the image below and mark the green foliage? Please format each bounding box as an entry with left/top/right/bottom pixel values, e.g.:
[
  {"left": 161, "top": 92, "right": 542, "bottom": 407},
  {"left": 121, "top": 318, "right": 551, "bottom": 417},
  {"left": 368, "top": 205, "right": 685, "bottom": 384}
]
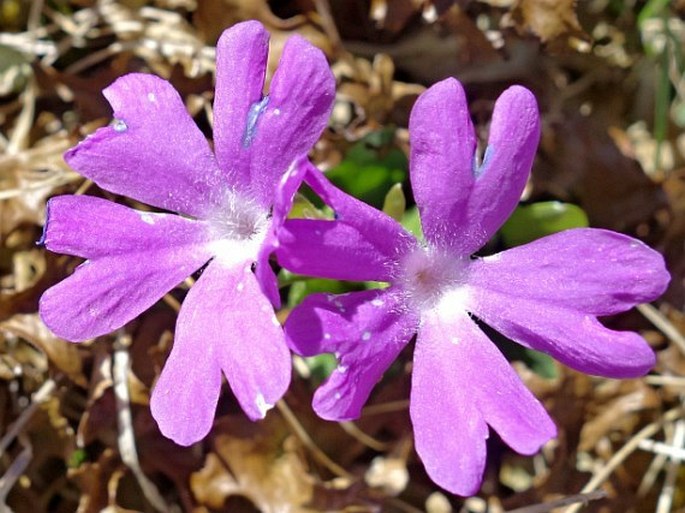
[
  {"left": 500, "top": 201, "right": 589, "bottom": 247},
  {"left": 281, "top": 269, "right": 354, "bottom": 308},
  {"left": 326, "top": 130, "right": 407, "bottom": 208},
  {"left": 303, "top": 354, "right": 338, "bottom": 383},
  {"left": 67, "top": 449, "right": 87, "bottom": 468},
  {"left": 288, "top": 192, "right": 331, "bottom": 220},
  {"left": 382, "top": 183, "right": 406, "bottom": 222},
  {"left": 400, "top": 206, "right": 423, "bottom": 240},
  {"left": 522, "top": 349, "right": 558, "bottom": 379}
]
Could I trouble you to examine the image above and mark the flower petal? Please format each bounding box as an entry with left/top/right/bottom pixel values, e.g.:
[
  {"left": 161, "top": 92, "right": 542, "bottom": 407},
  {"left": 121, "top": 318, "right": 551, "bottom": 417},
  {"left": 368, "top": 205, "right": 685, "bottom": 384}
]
[
  {"left": 447, "top": 312, "right": 556, "bottom": 455},
  {"left": 409, "top": 78, "right": 476, "bottom": 248},
  {"left": 39, "top": 197, "right": 212, "bottom": 341},
  {"left": 411, "top": 315, "right": 488, "bottom": 496},
  {"left": 285, "top": 289, "right": 416, "bottom": 420},
  {"left": 64, "top": 74, "right": 222, "bottom": 218},
  {"left": 471, "top": 289, "right": 656, "bottom": 378},
  {"left": 255, "top": 158, "right": 310, "bottom": 307},
  {"left": 150, "top": 322, "right": 223, "bottom": 445},
  {"left": 213, "top": 20, "right": 269, "bottom": 193},
  {"left": 245, "top": 35, "right": 335, "bottom": 206},
  {"left": 409, "top": 79, "right": 539, "bottom": 253},
  {"left": 152, "top": 260, "right": 291, "bottom": 445},
  {"left": 469, "top": 85, "right": 540, "bottom": 250},
  {"left": 277, "top": 167, "right": 417, "bottom": 282},
  {"left": 411, "top": 309, "right": 555, "bottom": 495},
  {"left": 470, "top": 228, "right": 670, "bottom": 316},
  {"left": 214, "top": 22, "right": 335, "bottom": 207}
]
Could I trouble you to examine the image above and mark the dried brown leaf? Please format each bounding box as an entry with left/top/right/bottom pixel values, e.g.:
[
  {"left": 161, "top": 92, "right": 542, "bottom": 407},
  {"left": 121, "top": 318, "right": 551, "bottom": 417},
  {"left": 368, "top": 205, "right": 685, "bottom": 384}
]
[
  {"left": 191, "top": 414, "right": 315, "bottom": 512},
  {"left": 0, "top": 313, "right": 87, "bottom": 386},
  {"left": 506, "top": 0, "right": 583, "bottom": 43},
  {"left": 579, "top": 381, "right": 661, "bottom": 452},
  {"left": 69, "top": 448, "right": 120, "bottom": 513},
  {"left": 193, "top": 0, "right": 310, "bottom": 44}
]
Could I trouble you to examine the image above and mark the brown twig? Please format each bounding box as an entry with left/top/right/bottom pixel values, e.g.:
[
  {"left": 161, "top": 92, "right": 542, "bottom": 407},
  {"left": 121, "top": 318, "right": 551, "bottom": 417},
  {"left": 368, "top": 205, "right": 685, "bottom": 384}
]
[{"left": 113, "top": 332, "right": 171, "bottom": 513}]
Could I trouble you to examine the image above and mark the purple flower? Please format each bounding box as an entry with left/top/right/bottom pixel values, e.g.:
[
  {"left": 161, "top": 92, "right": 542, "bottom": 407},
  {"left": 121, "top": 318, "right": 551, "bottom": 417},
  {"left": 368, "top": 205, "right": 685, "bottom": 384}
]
[
  {"left": 39, "top": 21, "right": 335, "bottom": 445},
  {"left": 277, "top": 78, "right": 670, "bottom": 495}
]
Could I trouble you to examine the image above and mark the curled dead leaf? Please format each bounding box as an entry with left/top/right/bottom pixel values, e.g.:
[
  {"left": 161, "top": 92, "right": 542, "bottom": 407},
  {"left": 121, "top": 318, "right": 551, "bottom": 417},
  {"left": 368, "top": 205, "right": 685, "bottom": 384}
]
[
  {"left": 191, "top": 415, "right": 314, "bottom": 512},
  {"left": 0, "top": 314, "right": 87, "bottom": 387},
  {"left": 505, "top": 0, "right": 584, "bottom": 43}
]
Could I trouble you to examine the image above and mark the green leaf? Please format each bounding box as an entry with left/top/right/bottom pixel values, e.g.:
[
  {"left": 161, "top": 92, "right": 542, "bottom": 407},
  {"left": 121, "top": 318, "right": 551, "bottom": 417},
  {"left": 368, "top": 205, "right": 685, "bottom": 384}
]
[
  {"left": 382, "top": 183, "right": 406, "bottom": 222},
  {"left": 67, "top": 449, "right": 87, "bottom": 468},
  {"left": 401, "top": 206, "right": 423, "bottom": 240},
  {"left": 288, "top": 192, "right": 330, "bottom": 220},
  {"left": 637, "top": 0, "right": 671, "bottom": 27},
  {"left": 522, "top": 348, "right": 558, "bottom": 379},
  {"left": 284, "top": 274, "right": 351, "bottom": 308},
  {"left": 303, "top": 354, "right": 338, "bottom": 383},
  {"left": 500, "top": 201, "right": 589, "bottom": 247},
  {"left": 325, "top": 130, "right": 408, "bottom": 207}
]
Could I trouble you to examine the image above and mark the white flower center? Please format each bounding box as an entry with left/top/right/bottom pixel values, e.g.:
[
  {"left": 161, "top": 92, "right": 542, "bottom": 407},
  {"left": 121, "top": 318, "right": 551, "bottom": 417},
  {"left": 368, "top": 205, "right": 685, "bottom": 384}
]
[
  {"left": 208, "top": 191, "right": 270, "bottom": 268},
  {"left": 397, "top": 245, "right": 471, "bottom": 313}
]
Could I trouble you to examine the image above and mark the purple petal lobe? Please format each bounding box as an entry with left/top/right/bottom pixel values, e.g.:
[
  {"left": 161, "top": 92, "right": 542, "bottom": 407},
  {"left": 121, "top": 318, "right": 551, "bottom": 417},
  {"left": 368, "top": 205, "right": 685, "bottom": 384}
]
[
  {"left": 213, "top": 21, "right": 269, "bottom": 192},
  {"left": 255, "top": 158, "right": 310, "bottom": 307},
  {"left": 468, "top": 86, "right": 539, "bottom": 247},
  {"left": 278, "top": 219, "right": 399, "bottom": 282},
  {"left": 155, "top": 260, "right": 291, "bottom": 439},
  {"left": 150, "top": 323, "right": 223, "bottom": 446},
  {"left": 39, "top": 197, "right": 213, "bottom": 341},
  {"left": 449, "top": 312, "right": 557, "bottom": 455},
  {"left": 409, "top": 79, "right": 540, "bottom": 253},
  {"left": 470, "top": 228, "right": 670, "bottom": 316},
  {"left": 214, "top": 22, "right": 335, "bottom": 206},
  {"left": 254, "top": 251, "right": 280, "bottom": 308},
  {"left": 411, "top": 315, "right": 488, "bottom": 496},
  {"left": 285, "top": 289, "right": 416, "bottom": 420},
  {"left": 411, "top": 309, "right": 555, "bottom": 495},
  {"left": 245, "top": 35, "right": 335, "bottom": 206},
  {"left": 64, "top": 74, "right": 222, "bottom": 218},
  {"left": 277, "top": 167, "right": 417, "bottom": 282},
  {"left": 472, "top": 290, "right": 656, "bottom": 378},
  {"left": 409, "top": 78, "right": 476, "bottom": 248}
]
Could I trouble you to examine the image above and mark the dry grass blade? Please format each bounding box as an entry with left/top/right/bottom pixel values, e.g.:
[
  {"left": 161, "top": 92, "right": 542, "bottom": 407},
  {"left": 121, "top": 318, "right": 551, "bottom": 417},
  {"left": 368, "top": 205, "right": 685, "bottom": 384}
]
[
  {"left": 506, "top": 490, "right": 607, "bottom": 513},
  {"left": 0, "top": 442, "right": 33, "bottom": 511},
  {"left": 638, "top": 303, "right": 685, "bottom": 355},
  {"left": 276, "top": 400, "right": 352, "bottom": 480},
  {"left": 565, "top": 406, "right": 685, "bottom": 513},
  {"left": 655, "top": 419, "right": 685, "bottom": 513},
  {"left": 0, "top": 380, "right": 55, "bottom": 457},
  {"left": 340, "top": 421, "right": 389, "bottom": 451}
]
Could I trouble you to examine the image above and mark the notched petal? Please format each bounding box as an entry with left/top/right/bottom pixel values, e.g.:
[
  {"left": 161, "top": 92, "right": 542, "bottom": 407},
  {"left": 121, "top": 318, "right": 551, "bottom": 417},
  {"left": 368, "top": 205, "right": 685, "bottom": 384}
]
[
  {"left": 408, "top": 79, "right": 540, "bottom": 254},
  {"left": 39, "top": 197, "right": 213, "bottom": 341},
  {"left": 151, "top": 336, "right": 223, "bottom": 446},
  {"left": 470, "top": 228, "right": 670, "bottom": 316},
  {"left": 65, "top": 73, "right": 223, "bottom": 218},
  {"left": 286, "top": 289, "right": 415, "bottom": 420},
  {"left": 472, "top": 290, "right": 657, "bottom": 378},
  {"left": 174, "top": 261, "right": 291, "bottom": 423}
]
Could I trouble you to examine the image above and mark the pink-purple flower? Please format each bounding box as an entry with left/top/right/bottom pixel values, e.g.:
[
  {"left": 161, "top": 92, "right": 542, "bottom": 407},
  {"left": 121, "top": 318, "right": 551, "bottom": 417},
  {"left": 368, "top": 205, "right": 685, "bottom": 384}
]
[
  {"left": 39, "top": 21, "right": 335, "bottom": 445},
  {"left": 277, "top": 78, "right": 670, "bottom": 495}
]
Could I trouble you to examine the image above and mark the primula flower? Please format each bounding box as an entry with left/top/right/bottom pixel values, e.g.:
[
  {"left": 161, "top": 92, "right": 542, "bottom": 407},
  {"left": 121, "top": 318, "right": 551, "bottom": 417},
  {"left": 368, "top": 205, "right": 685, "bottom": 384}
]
[
  {"left": 277, "top": 78, "right": 670, "bottom": 495},
  {"left": 39, "top": 21, "right": 335, "bottom": 445}
]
